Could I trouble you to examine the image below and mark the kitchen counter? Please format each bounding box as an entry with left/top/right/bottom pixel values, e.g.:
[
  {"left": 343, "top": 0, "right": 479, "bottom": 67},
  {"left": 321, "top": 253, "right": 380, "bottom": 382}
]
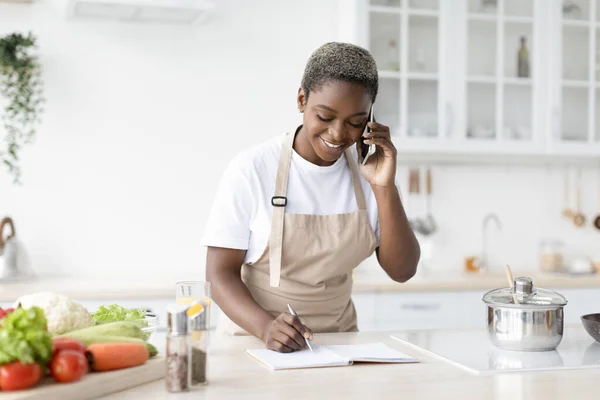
[
  {"left": 0, "top": 271, "right": 600, "bottom": 302},
  {"left": 101, "top": 329, "right": 600, "bottom": 400},
  {"left": 1, "top": 271, "right": 600, "bottom": 301},
  {"left": 352, "top": 270, "right": 600, "bottom": 292}
]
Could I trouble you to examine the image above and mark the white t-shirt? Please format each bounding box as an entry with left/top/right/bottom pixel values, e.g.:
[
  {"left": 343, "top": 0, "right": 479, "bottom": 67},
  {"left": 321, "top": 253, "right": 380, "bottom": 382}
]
[{"left": 201, "top": 134, "right": 380, "bottom": 264}]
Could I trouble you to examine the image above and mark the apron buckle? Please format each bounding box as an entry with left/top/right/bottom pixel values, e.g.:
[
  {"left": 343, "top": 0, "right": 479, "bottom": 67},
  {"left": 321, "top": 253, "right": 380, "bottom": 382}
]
[{"left": 271, "top": 196, "right": 287, "bottom": 207}]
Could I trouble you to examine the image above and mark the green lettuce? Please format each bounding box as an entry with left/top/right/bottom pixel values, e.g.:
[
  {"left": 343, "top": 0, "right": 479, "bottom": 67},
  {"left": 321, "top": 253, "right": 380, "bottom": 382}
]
[
  {"left": 92, "top": 304, "right": 146, "bottom": 325},
  {"left": 0, "top": 306, "right": 52, "bottom": 366}
]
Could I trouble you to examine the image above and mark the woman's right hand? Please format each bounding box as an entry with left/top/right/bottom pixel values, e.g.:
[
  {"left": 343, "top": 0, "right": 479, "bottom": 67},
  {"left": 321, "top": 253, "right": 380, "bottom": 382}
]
[{"left": 262, "top": 313, "right": 313, "bottom": 353}]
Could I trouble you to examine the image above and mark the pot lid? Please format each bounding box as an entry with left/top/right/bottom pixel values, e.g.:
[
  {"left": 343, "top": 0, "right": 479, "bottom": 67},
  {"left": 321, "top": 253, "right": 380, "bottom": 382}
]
[{"left": 482, "top": 277, "right": 568, "bottom": 307}]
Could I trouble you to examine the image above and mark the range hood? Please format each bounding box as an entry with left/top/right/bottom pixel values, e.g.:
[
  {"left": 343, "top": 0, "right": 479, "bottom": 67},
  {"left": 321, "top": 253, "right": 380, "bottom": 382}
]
[{"left": 67, "top": 0, "right": 215, "bottom": 24}]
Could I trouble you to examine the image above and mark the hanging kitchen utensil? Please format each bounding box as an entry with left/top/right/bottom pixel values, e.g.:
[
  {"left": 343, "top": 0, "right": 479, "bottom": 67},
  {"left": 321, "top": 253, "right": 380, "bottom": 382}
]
[
  {"left": 504, "top": 264, "right": 519, "bottom": 305},
  {"left": 408, "top": 168, "right": 417, "bottom": 230},
  {"left": 0, "top": 217, "right": 33, "bottom": 281},
  {"left": 562, "top": 168, "right": 573, "bottom": 220},
  {"left": 422, "top": 167, "right": 437, "bottom": 235},
  {"left": 407, "top": 168, "right": 425, "bottom": 234},
  {"left": 573, "top": 168, "right": 586, "bottom": 227},
  {"left": 594, "top": 168, "right": 600, "bottom": 230},
  {"left": 0, "top": 217, "right": 18, "bottom": 279}
]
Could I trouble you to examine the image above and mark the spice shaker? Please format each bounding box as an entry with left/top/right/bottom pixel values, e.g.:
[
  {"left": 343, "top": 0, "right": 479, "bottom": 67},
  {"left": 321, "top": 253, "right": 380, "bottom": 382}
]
[
  {"left": 165, "top": 304, "right": 191, "bottom": 393},
  {"left": 189, "top": 300, "right": 210, "bottom": 386}
]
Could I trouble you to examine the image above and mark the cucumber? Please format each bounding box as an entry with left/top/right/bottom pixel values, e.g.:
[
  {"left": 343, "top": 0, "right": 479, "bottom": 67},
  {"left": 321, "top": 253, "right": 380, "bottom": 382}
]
[
  {"left": 59, "top": 333, "right": 158, "bottom": 357},
  {"left": 56, "top": 321, "right": 145, "bottom": 340},
  {"left": 56, "top": 322, "right": 158, "bottom": 357}
]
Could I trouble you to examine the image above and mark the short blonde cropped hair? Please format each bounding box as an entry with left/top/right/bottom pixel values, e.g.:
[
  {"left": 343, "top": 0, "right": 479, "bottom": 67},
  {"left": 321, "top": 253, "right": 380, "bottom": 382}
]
[{"left": 301, "top": 42, "right": 379, "bottom": 102}]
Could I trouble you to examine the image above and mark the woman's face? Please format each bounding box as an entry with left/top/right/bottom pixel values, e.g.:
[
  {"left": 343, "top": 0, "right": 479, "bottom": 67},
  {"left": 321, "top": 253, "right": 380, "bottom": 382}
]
[{"left": 298, "top": 80, "right": 372, "bottom": 166}]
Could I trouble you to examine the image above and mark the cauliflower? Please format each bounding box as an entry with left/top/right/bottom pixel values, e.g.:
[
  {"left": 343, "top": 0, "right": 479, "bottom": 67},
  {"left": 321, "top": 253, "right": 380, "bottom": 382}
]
[{"left": 13, "top": 292, "right": 93, "bottom": 335}]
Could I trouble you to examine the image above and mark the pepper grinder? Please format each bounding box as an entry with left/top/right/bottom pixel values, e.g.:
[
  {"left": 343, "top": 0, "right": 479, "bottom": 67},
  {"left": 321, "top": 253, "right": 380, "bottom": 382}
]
[{"left": 165, "top": 304, "right": 191, "bottom": 393}]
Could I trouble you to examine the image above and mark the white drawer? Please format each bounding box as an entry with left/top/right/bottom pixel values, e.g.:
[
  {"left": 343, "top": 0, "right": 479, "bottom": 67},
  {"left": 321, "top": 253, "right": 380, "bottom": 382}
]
[
  {"left": 352, "top": 292, "right": 376, "bottom": 330},
  {"left": 377, "top": 292, "right": 447, "bottom": 322},
  {"left": 374, "top": 291, "right": 489, "bottom": 331},
  {"left": 552, "top": 288, "right": 600, "bottom": 324}
]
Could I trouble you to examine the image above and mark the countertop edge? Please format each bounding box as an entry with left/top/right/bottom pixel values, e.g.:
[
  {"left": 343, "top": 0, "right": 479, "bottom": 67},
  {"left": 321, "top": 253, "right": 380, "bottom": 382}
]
[{"left": 1, "top": 272, "right": 599, "bottom": 301}]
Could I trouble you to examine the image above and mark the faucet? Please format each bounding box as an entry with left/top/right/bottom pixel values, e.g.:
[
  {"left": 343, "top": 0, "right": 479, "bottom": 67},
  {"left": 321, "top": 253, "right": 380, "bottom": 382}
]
[{"left": 481, "top": 213, "right": 502, "bottom": 271}]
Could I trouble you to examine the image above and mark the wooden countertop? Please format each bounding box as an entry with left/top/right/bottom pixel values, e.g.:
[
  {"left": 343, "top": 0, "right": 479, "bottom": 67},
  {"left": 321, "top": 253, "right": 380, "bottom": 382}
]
[
  {"left": 100, "top": 330, "right": 600, "bottom": 400},
  {"left": 1, "top": 271, "right": 599, "bottom": 302}
]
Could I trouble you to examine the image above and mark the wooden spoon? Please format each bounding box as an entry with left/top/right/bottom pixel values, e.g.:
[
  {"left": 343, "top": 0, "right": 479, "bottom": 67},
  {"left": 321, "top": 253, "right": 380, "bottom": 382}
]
[
  {"left": 573, "top": 168, "right": 586, "bottom": 227},
  {"left": 505, "top": 264, "right": 519, "bottom": 304},
  {"left": 562, "top": 169, "right": 573, "bottom": 219}
]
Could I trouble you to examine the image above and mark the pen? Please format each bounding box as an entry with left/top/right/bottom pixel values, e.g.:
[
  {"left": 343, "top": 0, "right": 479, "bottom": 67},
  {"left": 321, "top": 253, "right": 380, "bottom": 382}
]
[{"left": 287, "top": 303, "right": 313, "bottom": 352}]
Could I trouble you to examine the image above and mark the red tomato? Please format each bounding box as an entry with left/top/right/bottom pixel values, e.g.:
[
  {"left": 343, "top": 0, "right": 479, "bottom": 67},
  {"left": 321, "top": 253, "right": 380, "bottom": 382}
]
[
  {"left": 51, "top": 337, "right": 86, "bottom": 356},
  {"left": 50, "top": 350, "right": 88, "bottom": 383},
  {"left": 0, "top": 362, "right": 43, "bottom": 391},
  {"left": 0, "top": 308, "right": 15, "bottom": 327}
]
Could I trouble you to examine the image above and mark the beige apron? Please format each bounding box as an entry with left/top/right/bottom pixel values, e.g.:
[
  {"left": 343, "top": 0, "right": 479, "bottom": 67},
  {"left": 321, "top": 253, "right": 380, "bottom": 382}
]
[{"left": 217, "top": 131, "right": 377, "bottom": 335}]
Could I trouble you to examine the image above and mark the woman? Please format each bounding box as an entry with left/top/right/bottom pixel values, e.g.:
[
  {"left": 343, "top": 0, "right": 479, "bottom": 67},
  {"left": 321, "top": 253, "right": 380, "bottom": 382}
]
[{"left": 203, "top": 42, "right": 420, "bottom": 353}]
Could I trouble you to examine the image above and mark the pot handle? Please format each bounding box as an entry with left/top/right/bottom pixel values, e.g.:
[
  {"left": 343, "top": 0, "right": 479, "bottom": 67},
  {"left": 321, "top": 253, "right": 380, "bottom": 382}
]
[{"left": 0, "top": 217, "right": 16, "bottom": 251}]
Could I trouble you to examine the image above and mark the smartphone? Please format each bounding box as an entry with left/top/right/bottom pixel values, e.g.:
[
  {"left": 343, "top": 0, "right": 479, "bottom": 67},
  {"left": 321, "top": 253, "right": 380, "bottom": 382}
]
[{"left": 360, "top": 104, "right": 375, "bottom": 165}]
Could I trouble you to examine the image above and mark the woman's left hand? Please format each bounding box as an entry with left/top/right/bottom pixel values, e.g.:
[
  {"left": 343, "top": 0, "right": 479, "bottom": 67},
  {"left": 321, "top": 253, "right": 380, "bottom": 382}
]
[{"left": 358, "top": 121, "right": 397, "bottom": 187}]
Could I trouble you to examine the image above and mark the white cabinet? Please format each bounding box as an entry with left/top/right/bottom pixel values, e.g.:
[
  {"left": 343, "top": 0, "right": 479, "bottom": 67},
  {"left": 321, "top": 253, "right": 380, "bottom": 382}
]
[
  {"left": 555, "top": 287, "right": 600, "bottom": 324},
  {"left": 548, "top": 0, "right": 600, "bottom": 155},
  {"left": 339, "top": 0, "right": 600, "bottom": 162},
  {"left": 357, "top": 290, "right": 489, "bottom": 331},
  {"left": 352, "top": 292, "right": 378, "bottom": 329},
  {"left": 353, "top": 287, "right": 600, "bottom": 332}
]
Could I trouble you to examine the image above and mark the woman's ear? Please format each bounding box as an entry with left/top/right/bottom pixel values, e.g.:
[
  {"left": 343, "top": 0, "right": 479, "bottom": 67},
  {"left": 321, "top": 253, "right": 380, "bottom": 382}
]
[{"left": 297, "top": 87, "right": 307, "bottom": 113}]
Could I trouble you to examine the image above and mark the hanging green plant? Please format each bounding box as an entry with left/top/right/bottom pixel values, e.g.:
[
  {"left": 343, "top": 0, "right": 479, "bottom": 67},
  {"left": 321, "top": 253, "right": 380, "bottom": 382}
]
[{"left": 0, "top": 32, "right": 44, "bottom": 184}]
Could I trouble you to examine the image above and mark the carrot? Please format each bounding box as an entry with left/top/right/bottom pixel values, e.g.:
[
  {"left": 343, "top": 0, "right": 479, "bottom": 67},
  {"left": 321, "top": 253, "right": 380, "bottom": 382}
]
[{"left": 86, "top": 343, "right": 149, "bottom": 372}]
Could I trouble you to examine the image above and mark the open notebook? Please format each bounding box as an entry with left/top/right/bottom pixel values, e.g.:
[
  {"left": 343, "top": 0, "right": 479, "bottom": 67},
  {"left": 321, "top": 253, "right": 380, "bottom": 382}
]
[{"left": 247, "top": 342, "right": 419, "bottom": 370}]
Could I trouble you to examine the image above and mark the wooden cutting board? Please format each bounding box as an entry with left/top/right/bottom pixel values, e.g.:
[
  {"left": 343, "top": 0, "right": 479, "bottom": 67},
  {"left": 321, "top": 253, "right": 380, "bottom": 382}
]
[{"left": 0, "top": 357, "right": 165, "bottom": 400}]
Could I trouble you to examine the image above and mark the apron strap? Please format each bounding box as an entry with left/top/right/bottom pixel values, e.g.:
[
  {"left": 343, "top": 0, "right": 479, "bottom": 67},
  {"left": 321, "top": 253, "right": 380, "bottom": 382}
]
[
  {"left": 269, "top": 135, "right": 368, "bottom": 287},
  {"left": 344, "top": 148, "right": 368, "bottom": 211},
  {"left": 269, "top": 132, "right": 295, "bottom": 287}
]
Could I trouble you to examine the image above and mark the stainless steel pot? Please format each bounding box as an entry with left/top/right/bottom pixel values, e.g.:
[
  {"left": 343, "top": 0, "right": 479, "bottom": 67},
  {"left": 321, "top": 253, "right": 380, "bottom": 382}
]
[{"left": 482, "top": 277, "right": 568, "bottom": 352}]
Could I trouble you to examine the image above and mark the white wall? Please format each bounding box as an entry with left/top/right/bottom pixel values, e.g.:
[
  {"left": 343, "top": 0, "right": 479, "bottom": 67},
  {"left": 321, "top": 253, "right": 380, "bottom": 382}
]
[
  {"left": 1, "top": 0, "right": 600, "bottom": 282},
  {"left": 391, "top": 164, "right": 600, "bottom": 277},
  {"left": 0, "top": 0, "right": 337, "bottom": 279}
]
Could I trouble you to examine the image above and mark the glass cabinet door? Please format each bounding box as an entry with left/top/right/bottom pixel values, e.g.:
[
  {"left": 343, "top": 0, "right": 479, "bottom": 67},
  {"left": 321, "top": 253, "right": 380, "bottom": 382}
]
[
  {"left": 465, "top": 0, "right": 536, "bottom": 142},
  {"left": 557, "top": 0, "right": 598, "bottom": 143},
  {"left": 368, "top": 0, "right": 441, "bottom": 138}
]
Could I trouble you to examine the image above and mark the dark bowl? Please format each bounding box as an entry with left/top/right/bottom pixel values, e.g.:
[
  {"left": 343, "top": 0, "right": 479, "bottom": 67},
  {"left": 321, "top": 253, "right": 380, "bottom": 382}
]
[{"left": 581, "top": 314, "right": 600, "bottom": 342}]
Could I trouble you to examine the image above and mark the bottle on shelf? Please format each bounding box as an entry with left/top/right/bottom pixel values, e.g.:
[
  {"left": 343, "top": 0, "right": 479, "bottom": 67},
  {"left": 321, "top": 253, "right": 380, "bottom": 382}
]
[
  {"left": 480, "top": 0, "right": 497, "bottom": 13},
  {"left": 387, "top": 39, "right": 400, "bottom": 71},
  {"left": 517, "top": 35, "right": 530, "bottom": 78}
]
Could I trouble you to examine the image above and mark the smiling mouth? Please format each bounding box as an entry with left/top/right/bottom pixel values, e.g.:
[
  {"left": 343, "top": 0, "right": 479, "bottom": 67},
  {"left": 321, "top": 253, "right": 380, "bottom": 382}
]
[{"left": 320, "top": 137, "right": 344, "bottom": 149}]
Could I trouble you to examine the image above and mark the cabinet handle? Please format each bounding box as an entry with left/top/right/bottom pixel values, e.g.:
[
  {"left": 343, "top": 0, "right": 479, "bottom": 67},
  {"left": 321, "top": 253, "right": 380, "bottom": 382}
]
[{"left": 400, "top": 303, "right": 441, "bottom": 311}]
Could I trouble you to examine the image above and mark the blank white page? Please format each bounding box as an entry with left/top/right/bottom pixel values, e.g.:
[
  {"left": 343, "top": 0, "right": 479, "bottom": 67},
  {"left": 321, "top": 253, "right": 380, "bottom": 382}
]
[
  {"left": 326, "top": 343, "right": 419, "bottom": 363},
  {"left": 247, "top": 345, "right": 350, "bottom": 370}
]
